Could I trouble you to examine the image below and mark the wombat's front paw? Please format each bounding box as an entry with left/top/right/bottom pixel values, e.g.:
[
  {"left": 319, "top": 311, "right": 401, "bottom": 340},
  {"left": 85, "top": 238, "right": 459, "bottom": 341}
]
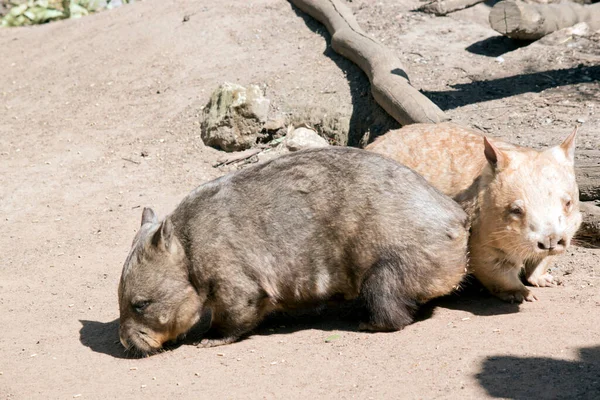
[
  {"left": 358, "top": 322, "right": 389, "bottom": 332},
  {"left": 527, "top": 273, "right": 554, "bottom": 288},
  {"left": 196, "top": 337, "right": 238, "bottom": 348},
  {"left": 495, "top": 289, "right": 538, "bottom": 303}
]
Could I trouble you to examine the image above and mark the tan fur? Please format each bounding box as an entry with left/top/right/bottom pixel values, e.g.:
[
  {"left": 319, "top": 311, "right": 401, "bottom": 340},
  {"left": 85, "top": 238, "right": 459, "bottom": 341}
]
[{"left": 367, "top": 123, "right": 582, "bottom": 303}]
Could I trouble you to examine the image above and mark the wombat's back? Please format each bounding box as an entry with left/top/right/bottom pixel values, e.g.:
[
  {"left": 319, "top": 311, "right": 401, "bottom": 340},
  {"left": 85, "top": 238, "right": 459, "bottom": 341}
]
[
  {"left": 367, "top": 123, "right": 499, "bottom": 198},
  {"left": 172, "top": 147, "right": 468, "bottom": 304},
  {"left": 119, "top": 147, "right": 470, "bottom": 352}
]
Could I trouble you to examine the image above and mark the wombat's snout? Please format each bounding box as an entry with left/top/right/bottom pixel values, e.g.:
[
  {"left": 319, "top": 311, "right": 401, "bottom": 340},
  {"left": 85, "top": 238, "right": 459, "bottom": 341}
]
[
  {"left": 119, "top": 334, "right": 129, "bottom": 349},
  {"left": 536, "top": 233, "right": 567, "bottom": 253},
  {"left": 119, "top": 325, "right": 130, "bottom": 349},
  {"left": 119, "top": 323, "right": 161, "bottom": 355}
]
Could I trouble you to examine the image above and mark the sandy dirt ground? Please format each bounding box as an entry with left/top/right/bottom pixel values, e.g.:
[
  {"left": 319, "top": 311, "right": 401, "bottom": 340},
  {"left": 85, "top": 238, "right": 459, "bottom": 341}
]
[{"left": 1, "top": 0, "right": 599, "bottom": 398}]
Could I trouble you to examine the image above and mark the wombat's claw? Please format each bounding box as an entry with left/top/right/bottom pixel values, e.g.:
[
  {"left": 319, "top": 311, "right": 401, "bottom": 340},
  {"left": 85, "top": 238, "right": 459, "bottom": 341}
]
[
  {"left": 527, "top": 273, "right": 554, "bottom": 288},
  {"left": 197, "top": 337, "right": 237, "bottom": 348},
  {"left": 496, "top": 289, "right": 537, "bottom": 303},
  {"left": 358, "top": 322, "right": 380, "bottom": 332},
  {"left": 524, "top": 291, "right": 538, "bottom": 302}
]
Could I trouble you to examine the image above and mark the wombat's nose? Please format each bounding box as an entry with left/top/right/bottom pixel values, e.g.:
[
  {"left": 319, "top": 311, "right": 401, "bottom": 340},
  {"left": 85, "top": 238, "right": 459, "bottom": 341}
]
[{"left": 537, "top": 234, "right": 566, "bottom": 251}]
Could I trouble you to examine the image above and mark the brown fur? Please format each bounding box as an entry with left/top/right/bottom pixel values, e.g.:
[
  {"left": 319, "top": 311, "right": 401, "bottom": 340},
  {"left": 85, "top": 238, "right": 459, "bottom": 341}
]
[
  {"left": 118, "top": 147, "right": 469, "bottom": 354},
  {"left": 367, "top": 122, "right": 582, "bottom": 303}
]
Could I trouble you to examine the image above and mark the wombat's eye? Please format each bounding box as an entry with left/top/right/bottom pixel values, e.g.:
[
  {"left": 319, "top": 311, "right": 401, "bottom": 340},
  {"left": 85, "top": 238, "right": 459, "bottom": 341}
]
[
  {"left": 565, "top": 200, "right": 572, "bottom": 209},
  {"left": 132, "top": 300, "right": 151, "bottom": 314},
  {"left": 509, "top": 206, "right": 524, "bottom": 216},
  {"left": 508, "top": 200, "right": 525, "bottom": 217}
]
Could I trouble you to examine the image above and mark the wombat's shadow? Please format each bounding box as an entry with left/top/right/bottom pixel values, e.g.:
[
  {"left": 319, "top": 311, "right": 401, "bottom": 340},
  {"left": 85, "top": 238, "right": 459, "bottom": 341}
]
[
  {"left": 476, "top": 345, "right": 600, "bottom": 399},
  {"left": 80, "top": 313, "right": 219, "bottom": 358},
  {"left": 79, "top": 283, "right": 518, "bottom": 359},
  {"left": 255, "top": 282, "right": 520, "bottom": 336},
  {"left": 78, "top": 310, "right": 360, "bottom": 359},
  {"left": 79, "top": 319, "right": 132, "bottom": 359},
  {"left": 427, "top": 278, "right": 521, "bottom": 317}
]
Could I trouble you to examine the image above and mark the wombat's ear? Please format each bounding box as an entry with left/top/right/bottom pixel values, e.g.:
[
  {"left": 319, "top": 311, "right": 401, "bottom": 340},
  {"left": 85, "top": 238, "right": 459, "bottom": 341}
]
[
  {"left": 483, "top": 137, "right": 509, "bottom": 170},
  {"left": 141, "top": 207, "right": 158, "bottom": 226},
  {"left": 151, "top": 218, "right": 174, "bottom": 252},
  {"left": 557, "top": 125, "right": 577, "bottom": 165}
]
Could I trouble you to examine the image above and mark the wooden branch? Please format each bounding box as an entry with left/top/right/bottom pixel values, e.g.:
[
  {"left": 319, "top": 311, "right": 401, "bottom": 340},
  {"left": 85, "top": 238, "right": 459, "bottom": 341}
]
[
  {"left": 419, "top": 0, "right": 484, "bottom": 16},
  {"left": 212, "top": 148, "right": 262, "bottom": 167},
  {"left": 289, "top": 0, "right": 448, "bottom": 125},
  {"left": 489, "top": 0, "right": 600, "bottom": 40},
  {"left": 577, "top": 165, "right": 600, "bottom": 202}
]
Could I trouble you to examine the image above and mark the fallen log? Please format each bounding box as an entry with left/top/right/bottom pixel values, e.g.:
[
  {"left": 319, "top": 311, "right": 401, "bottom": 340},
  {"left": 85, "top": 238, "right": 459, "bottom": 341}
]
[
  {"left": 289, "top": 0, "right": 448, "bottom": 125},
  {"left": 290, "top": 0, "right": 599, "bottom": 201},
  {"left": 576, "top": 202, "right": 600, "bottom": 247},
  {"left": 489, "top": 0, "right": 600, "bottom": 40},
  {"left": 419, "top": 0, "right": 484, "bottom": 16},
  {"left": 577, "top": 165, "right": 600, "bottom": 202}
]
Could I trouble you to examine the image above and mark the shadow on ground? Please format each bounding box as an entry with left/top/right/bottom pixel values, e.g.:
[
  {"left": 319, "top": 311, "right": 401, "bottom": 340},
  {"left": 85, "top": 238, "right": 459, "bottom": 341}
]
[
  {"left": 80, "top": 281, "right": 523, "bottom": 359},
  {"left": 289, "top": 3, "right": 400, "bottom": 146},
  {"left": 252, "top": 303, "right": 362, "bottom": 336},
  {"left": 79, "top": 319, "right": 131, "bottom": 359},
  {"left": 79, "top": 307, "right": 362, "bottom": 359},
  {"left": 422, "top": 65, "right": 600, "bottom": 110},
  {"left": 476, "top": 345, "right": 600, "bottom": 399},
  {"left": 426, "top": 277, "right": 520, "bottom": 317},
  {"left": 466, "top": 36, "right": 532, "bottom": 58},
  {"left": 288, "top": 3, "right": 599, "bottom": 136}
]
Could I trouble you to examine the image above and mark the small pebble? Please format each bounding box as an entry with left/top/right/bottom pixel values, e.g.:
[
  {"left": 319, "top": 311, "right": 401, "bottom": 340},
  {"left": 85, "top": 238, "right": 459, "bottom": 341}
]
[
  {"left": 141, "top": 385, "right": 147, "bottom": 389},
  {"left": 130, "top": 367, "right": 138, "bottom": 371},
  {"left": 73, "top": 395, "right": 82, "bottom": 398},
  {"left": 217, "top": 353, "right": 224, "bottom": 357},
  {"left": 270, "top": 361, "right": 278, "bottom": 365}
]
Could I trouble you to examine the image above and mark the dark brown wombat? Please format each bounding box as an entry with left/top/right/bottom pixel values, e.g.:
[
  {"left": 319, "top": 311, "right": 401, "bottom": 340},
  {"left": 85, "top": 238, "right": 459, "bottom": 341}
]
[{"left": 118, "top": 147, "right": 468, "bottom": 354}]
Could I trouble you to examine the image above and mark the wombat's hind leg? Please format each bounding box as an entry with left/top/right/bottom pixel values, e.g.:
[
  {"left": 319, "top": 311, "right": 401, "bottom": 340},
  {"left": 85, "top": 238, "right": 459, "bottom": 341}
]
[{"left": 358, "top": 262, "right": 418, "bottom": 332}]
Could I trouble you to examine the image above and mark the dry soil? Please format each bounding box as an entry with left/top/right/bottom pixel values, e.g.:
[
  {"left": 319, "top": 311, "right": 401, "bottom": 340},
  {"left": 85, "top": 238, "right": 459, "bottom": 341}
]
[{"left": 1, "top": 0, "right": 599, "bottom": 399}]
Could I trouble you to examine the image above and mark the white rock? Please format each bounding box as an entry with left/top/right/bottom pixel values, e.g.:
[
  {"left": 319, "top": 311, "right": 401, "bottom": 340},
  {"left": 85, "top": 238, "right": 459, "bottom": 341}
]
[{"left": 282, "top": 127, "right": 329, "bottom": 151}]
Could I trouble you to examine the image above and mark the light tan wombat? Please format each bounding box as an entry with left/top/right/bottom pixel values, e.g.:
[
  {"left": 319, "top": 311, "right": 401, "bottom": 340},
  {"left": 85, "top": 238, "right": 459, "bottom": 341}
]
[
  {"left": 118, "top": 147, "right": 469, "bottom": 354},
  {"left": 367, "top": 122, "right": 582, "bottom": 303}
]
